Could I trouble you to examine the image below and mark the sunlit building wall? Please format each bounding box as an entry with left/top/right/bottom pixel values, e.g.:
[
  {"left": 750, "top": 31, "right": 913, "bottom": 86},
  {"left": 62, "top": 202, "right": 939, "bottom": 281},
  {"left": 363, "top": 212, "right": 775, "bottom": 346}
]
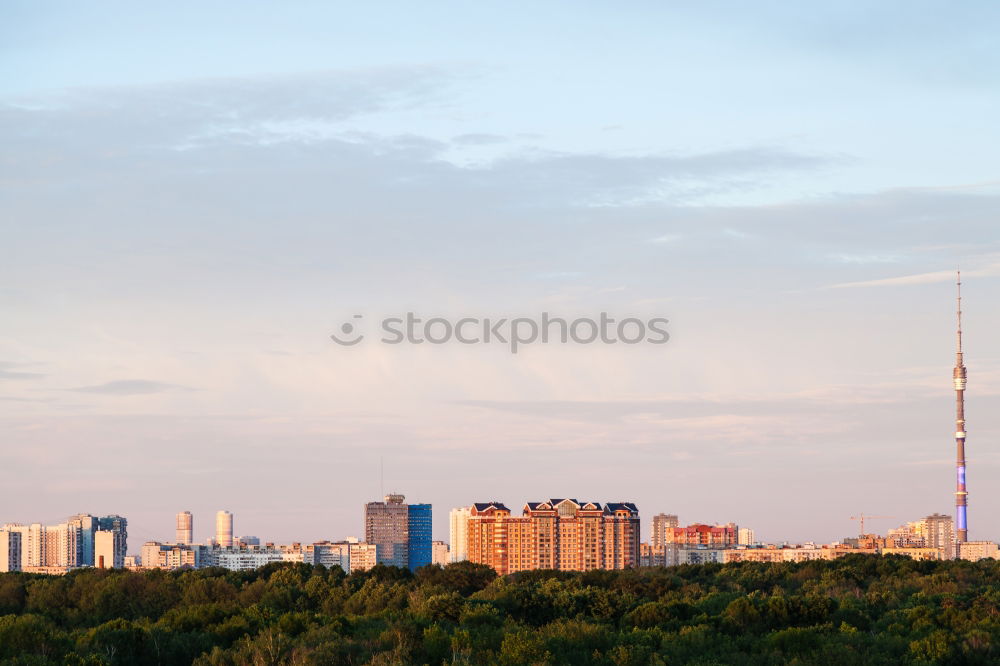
[
  {"left": 176, "top": 511, "right": 193, "bottom": 545},
  {"left": 449, "top": 507, "right": 471, "bottom": 562},
  {"left": 216, "top": 511, "right": 234, "bottom": 548}
]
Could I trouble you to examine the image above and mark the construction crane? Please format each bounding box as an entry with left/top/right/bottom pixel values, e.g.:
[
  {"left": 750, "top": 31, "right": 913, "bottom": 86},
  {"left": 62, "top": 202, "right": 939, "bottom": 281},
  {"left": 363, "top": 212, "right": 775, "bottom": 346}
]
[{"left": 849, "top": 514, "right": 895, "bottom": 536}]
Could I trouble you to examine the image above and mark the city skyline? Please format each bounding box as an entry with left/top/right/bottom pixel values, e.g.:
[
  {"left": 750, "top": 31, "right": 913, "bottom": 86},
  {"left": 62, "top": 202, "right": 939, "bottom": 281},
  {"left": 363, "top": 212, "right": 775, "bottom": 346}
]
[
  {"left": 3, "top": 2, "right": 1000, "bottom": 547},
  {"left": 7, "top": 498, "right": 994, "bottom": 575}
]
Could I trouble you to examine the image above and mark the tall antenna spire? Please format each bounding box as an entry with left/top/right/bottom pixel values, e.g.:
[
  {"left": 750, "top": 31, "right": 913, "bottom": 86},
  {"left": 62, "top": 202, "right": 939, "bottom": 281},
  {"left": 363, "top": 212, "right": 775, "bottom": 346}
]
[
  {"left": 953, "top": 270, "right": 968, "bottom": 545},
  {"left": 957, "top": 270, "right": 964, "bottom": 358}
]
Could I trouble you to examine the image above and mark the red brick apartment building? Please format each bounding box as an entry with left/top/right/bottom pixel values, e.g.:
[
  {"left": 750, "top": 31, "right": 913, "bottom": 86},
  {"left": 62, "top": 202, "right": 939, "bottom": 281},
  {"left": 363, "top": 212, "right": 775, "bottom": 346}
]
[{"left": 467, "top": 499, "right": 639, "bottom": 575}]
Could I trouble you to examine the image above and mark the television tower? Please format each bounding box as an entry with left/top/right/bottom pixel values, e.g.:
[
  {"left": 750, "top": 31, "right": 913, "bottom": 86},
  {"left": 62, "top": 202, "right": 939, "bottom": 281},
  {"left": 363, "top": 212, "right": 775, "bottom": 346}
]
[{"left": 953, "top": 271, "right": 968, "bottom": 543}]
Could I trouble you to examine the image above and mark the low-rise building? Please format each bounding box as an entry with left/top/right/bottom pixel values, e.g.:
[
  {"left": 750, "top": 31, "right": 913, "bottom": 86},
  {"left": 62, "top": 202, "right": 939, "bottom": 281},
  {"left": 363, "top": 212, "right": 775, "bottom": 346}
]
[
  {"left": 723, "top": 546, "right": 861, "bottom": 563},
  {"left": 880, "top": 547, "right": 943, "bottom": 561},
  {"left": 661, "top": 523, "right": 738, "bottom": 547},
  {"left": 958, "top": 541, "right": 999, "bottom": 561},
  {"left": 303, "top": 541, "right": 351, "bottom": 569},
  {"left": 141, "top": 542, "right": 203, "bottom": 569},
  {"left": 432, "top": 540, "right": 449, "bottom": 567},
  {"left": 349, "top": 542, "right": 378, "bottom": 572}
]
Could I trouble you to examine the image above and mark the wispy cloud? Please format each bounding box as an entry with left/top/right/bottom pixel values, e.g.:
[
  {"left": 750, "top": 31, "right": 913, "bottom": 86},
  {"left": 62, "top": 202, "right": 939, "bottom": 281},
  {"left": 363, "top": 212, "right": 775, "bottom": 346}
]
[
  {"left": 647, "top": 233, "right": 682, "bottom": 244},
  {"left": 0, "top": 362, "right": 45, "bottom": 380},
  {"left": 66, "top": 380, "right": 187, "bottom": 395},
  {"left": 828, "top": 261, "right": 1000, "bottom": 288},
  {"left": 452, "top": 133, "right": 507, "bottom": 146},
  {"left": 829, "top": 253, "right": 901, "bottom": 264}
]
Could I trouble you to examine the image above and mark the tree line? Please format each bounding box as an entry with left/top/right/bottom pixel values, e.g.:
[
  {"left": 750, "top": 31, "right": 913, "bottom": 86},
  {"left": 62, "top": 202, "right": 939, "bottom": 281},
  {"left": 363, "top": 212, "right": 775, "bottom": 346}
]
[{"left": 0, "top": 555, "right": 998, "bottom": 664}]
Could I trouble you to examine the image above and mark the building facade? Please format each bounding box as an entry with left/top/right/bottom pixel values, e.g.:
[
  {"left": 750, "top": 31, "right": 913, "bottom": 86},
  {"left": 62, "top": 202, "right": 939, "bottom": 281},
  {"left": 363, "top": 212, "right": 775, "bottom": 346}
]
[
  {"left": 880, "top": 547, "right": 943, "bottom": 561},
  {"left": 920, "top": 513, "right": 955, "bottom": 560},
  {"left": 467, "top": 499, "right": 640, "bottom": 575},
  {"left": 68, "top": 514, "right": 98, "bottom": 566},
  {"left": 98, "top": 515, "right": 128, "bottom": 567},
  {"left": 0, "top": 530, "right": 21, "bottom": 572},
  {"left": 723, "top": 546, "right": 859, "bottom": 563},
  {"left": 215, "top": 511, "right": 234, "bottom": 548},
  {"left": 176, "top": 511, "right": 193, "bottom": 545},
  {"left": 95, "top": 529, "right": 126, "bottom": 568},
  {"left": 651, "top": 514, "right": 679, "bottom": 547},
  {"left": 365, "top": 494, "right": 409, "bottom": 568},
  {"left": 407, "top": 503, "right": 432, "bottom": 571},
  {"left": 432, "top": 540, "right": 449, "bottom": 566},
  {"left": 303, "top": 541, "right": 351, "bottom": 569},
  {"left": 958, "top": 541, "right": 999, "bottom": 561},
  {"left": 2, "top": 521, "right": 86, "bottom": 570},
  {"left": 661, "top": 523, "right": 738, "bottom": 547},
  {"left": 364, "top": 494, "right": 434, "bottom": 571},
  {"left": 349, "top": 542, "right": 378, "bottom": 572},
  {"left": 142, "top": 542, "right": 202, "bottom": 569},
  {"left": 449, "top": 506, "right": 471, "bottom": 562}
]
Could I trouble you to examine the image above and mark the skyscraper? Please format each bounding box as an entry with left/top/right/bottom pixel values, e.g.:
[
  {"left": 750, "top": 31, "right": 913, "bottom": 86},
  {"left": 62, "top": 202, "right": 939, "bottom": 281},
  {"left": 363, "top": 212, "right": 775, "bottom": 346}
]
[
  {"left": 449, "top": 506, "right": 471, "bottom": 562},
  {"left": 216, "top": 511, "right": 234, "bottom": 548},
  {"left": 407, "top": 503, "right": 432, "bottom": 571},
  {"left": 953, "top": 272, "right": 969, "bottom": 543},
  {"left": 67, "top": 514, "right": 98, "bottom": 566},
  {"left": 651, "top": 513, "right": 679, "bottom": 548},
  {"left": 176, "top": 511, "right": 193, "bottom": 545},
  {"left": 97, "top": 515, "right": 128, "bottom": 567},
  {"left": 365, "top": 494, "right": 409, "bottom": 569}
]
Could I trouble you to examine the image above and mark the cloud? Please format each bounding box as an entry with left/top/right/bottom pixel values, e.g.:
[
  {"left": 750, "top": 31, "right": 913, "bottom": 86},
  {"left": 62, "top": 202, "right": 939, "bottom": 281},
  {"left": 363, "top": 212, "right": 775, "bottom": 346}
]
[
  {"left": 1, "top": 70, "right": 833, "bottom": 210},
  {"left": 0, "top": 362, "right": 45, "bottom": 380},
  {"left": 647, "top": 234, "right": 682, "bottom": 244},
  {"left": 828, "top": 253, "right": 901, "bottom": 264},
  {"left": 828, "top": 261, "right": 1000, "bottom": 289},
  {"left": 452, "top": 133, "right": 507, "bottom": 146},
  {"left": 66, "top": 380, "right": 187, "bottom": 395},
  {"left": 478, "top": 147, "right": 833, "bottom": 206},
  {"left": 1, "top": 66, "right": 456, "bottom": 169}
]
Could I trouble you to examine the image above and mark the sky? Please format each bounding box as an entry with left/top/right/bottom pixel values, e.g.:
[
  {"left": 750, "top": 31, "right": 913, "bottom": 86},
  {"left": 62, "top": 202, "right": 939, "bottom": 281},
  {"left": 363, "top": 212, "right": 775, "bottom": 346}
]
[{"left": 2, "top": 2, "right": 1000, "bottom": 550}]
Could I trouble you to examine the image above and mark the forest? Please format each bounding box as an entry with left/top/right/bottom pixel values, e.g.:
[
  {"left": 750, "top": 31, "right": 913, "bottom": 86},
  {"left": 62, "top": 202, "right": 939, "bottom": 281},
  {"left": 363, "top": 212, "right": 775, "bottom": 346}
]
[{"left": 0, "top": 555, "right": 998, "bottom": 665}]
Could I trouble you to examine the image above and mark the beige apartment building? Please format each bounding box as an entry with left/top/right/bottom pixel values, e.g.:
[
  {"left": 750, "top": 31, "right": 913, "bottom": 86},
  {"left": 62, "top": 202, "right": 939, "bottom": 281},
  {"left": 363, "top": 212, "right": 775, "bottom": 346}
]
[{"left": 958, "top": 541, "right": 999, "bottom": 561}]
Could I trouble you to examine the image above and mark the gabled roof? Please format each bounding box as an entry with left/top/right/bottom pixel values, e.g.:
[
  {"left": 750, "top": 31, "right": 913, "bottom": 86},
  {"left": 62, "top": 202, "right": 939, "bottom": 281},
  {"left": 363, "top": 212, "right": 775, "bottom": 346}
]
[
  {"left": 604, "top": 502, "right": 639, "bottom": 515},
  {"left": 472, "top": 502, "right": 509, "bottom": 513}
]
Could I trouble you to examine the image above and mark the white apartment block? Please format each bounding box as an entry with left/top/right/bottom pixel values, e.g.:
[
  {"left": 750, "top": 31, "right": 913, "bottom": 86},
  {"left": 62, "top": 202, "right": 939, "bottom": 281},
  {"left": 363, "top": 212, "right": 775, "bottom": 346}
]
[
  {"left": 0, "top": 530, "right": 21, "bottom": 572},
  {"left": 95, "top": 530, "right": 125, "bottom": 568},
  {"left": 449, "top": 507, "right": 470, "bottom": 562}
]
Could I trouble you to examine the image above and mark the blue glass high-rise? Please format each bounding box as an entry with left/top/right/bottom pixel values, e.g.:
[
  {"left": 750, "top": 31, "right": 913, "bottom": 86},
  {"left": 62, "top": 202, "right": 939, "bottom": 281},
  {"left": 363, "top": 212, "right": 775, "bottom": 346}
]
[{"left": 407, "top": 503, "right": 432, "bottom": 571}]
